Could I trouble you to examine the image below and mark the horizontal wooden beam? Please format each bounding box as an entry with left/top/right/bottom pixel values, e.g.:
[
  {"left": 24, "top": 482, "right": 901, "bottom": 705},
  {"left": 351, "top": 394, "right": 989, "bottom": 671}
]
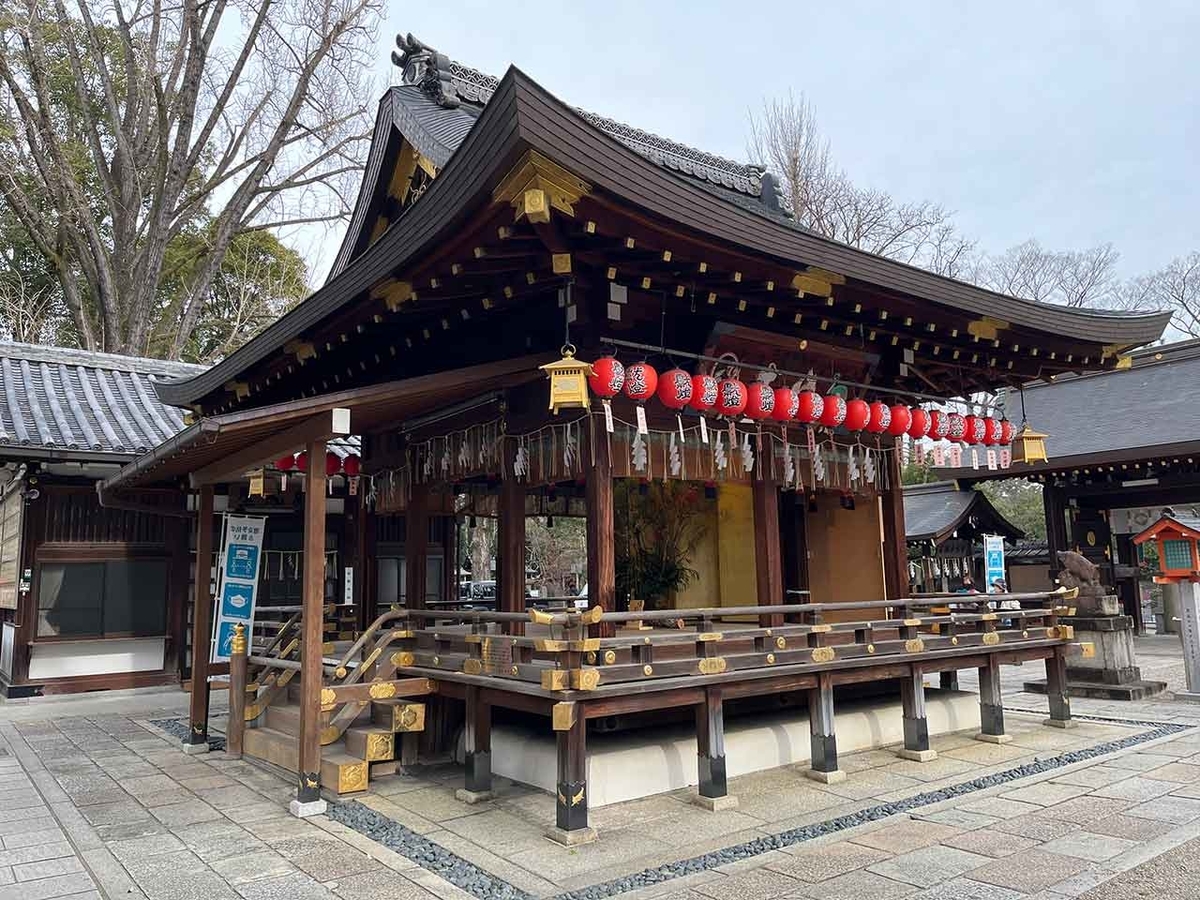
[{"left": 189, "top": 407, "right": 350, "bottom": 487}]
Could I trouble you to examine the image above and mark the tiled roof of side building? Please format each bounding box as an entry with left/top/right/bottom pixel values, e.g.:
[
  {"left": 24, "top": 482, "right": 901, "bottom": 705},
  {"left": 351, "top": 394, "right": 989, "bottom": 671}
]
[{"left": 903, "top": 480, "right": 1023, "bottom": 542}]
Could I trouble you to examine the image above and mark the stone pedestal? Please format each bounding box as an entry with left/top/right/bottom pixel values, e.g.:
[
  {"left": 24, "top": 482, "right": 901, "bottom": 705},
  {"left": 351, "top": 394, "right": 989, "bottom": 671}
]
[{"left": 1025, "top": 603, "right": 1166, "bottom": 701}]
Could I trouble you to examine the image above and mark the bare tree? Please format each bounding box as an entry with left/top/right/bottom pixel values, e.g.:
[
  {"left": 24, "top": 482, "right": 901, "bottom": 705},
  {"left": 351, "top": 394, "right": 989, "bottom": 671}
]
[
  {"left": 1122, "top": 251, "right": 1200, "bottom": 337},
  {"left": 978, "top": 240, "right": 1120, "bottom": 308},
  {"left": 0, "top": 0, "right": 381, "bottom": 358},
  {"left": 0, "top": 267, "right": 62, "bottom": 342}
]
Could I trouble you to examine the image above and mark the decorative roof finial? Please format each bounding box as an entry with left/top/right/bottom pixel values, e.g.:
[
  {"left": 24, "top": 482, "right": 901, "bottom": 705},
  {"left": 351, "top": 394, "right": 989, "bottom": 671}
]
[{"left": 391, "top": 33, "right": 460, "bottom": 107}]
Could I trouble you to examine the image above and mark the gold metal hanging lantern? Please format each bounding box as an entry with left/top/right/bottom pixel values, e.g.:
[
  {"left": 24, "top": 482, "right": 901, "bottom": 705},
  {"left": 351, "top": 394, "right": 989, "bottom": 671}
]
[
  {"left": 1011, "top": 386, "right": 1049, "bottom": 464},
  {"left": 539, "top": 343, "right": 593, "bottom": 414}
]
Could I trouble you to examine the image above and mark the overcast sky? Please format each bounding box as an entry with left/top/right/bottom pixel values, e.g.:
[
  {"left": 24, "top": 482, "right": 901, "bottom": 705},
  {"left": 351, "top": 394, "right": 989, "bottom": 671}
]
[{"left": 304, "top": 1, "right": 1199, "bottom": 283}]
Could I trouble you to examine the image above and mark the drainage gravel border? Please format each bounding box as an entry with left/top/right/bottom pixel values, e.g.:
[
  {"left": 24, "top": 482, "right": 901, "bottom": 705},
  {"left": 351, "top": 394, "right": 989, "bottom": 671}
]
[
  {"left": 328, "top": 716, "right": 1192, "bottom": 900},
  {"left": 148, "top": 716, "right": 226, "bottom": 751}
]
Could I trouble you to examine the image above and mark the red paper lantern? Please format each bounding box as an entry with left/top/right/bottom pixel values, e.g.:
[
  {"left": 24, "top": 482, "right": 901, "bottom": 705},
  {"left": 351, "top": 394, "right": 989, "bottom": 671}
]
[
  {"left": 325, "top": 452, "right": 341, "bottom": 476},
  {"left": 342, "top": 454, "right": 361, "bottom": 477},
  {"left": 843, "top": 398, "right": 870, "bottom": 432},
  {"left": 295, "top": 451, "right": 308, "bottom": 472},
  {"left": 624, "top": 362, "right": 658, "bottom": 401},
  {"left": 772, "top": 387, "right": 799, "bottom": 422},
  {"left": 276, "top": 454, "right": 296, "bottom": 472},
  {"left": 946, "top": 412, "right": 967, "bottom": 441},
  {"left": 867, "top": 400, "right": 892, "bottom": 434},
  {"left": 963, "top": 415, "right": 987, "bottom": 445},
  {"left": 588, "top": 356, "right": 624, "bottom": 398},
  {"left": 745, "top": 382, "right": 775, "bottom": 420},
  {"left": 999, "top": 418, "right": 1014, "bottom": 445},
  {"left": 908, "top": 408, "right": 931, "bottom": 439},
  {"left": 819, "top": 394, "right": 847, "bottom": 428},
  {"left": 715, "top": 379, "right": 748, "bottom": 417},
  {"left": 887, "top": 404, "right": 912, "bottom": 437},
  {"left": 796, "top": 391, "right": 824, "bottom": 424},
  {"left": 689, "top": 374, "right": 718, "bottom": 412},
  {"left": 656, "top": 368, "right": 693, "bottom": 409},
  {"left": 983, "top": 417, "right": 1001, "bottom": 446},
  {"left": 927, "top": 411, "right": 947, "bottom": 441}
]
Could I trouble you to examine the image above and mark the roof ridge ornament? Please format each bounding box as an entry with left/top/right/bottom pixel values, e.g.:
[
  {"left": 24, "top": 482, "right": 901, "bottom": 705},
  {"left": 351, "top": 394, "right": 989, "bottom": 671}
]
[{"left": 392, "top": 33, "right": 498, "bottom": 109}]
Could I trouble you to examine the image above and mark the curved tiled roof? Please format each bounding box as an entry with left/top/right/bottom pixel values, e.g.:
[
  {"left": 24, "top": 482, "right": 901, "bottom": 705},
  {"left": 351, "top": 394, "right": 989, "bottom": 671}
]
[
  {"left": 903, "top": 480, "right": 1023, "bottom": 543},
  {"left": 0, "top": 342, "right": 204, "bottom": 459}
]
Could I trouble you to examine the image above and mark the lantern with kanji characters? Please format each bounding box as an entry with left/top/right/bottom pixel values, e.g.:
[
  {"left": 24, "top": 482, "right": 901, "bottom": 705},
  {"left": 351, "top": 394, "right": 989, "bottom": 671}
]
[
  {"left": 587, "top": 356, "right": 625, "bottom": 398},
  {"left": 866, "top": 400, "right": 891, "bottom": 434},
  {"left": 796, "top": 391, "right": 824, "bottom": 424},
  {"left": 624, "top": 362, "right": 658, "bottom": 401},
  {"left": 963, "top": 415, "right": 987, "bottom": 445},
  {"left": 689, "top": 374, "right": 719, "bottom": 412},
  {"left": 843, "top": 398, "right": 870, "bottom": 432},
  {"left": 999, "top": 418, "right": 1014, "bottom": 445},
  {"left": 983, "top": 417, "right": 1001, "bottom": 446},
  {"left": 342, "top": 455, "right": 361, "bottom": 477},
  {"left": 887, "top": 404, "right": 912, "bottom": 437},
  {"left": 772, "top": 387, "right": 799, "bottom": 422},
  {"left": 715, "top": 378, "right": 748, "bottom": 417},
  {"left": 819, "top": 394, "right": 847, "bottom": 428},
  {"left": 745, "top": 382, "right": 775, "bottom": 420},
  {"left": 656, "top": 369, "right": 693, "bottom": 409},
  {"left": 908, "top": 408, "right": 931, "bottom": 439},
  {"left": 946, "top": 412, "right": 966, "bottom": 441},
  {"left": 539, "top": 344, "right": 593, "bottom": 414},
  {"left": 325, "top": 452, "right": 342, "bottom": 477},
  {"left": 927, "top": 410, "right": 948, "bottom": 441}
]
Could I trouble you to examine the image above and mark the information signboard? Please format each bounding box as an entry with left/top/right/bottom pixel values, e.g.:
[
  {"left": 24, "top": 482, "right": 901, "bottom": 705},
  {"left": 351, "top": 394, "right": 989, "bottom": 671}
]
[
  {"left": 211, "top": 514, "right": 266, "bottom": 663},
  {"left": 984, "top": 534, "right": 1006, "bottom": 591}
]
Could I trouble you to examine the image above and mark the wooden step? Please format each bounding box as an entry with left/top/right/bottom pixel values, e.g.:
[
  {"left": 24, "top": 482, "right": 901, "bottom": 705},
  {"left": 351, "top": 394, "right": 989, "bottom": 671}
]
[
  {"left": 242, "top": 727, "right": 368, "bottom": 794},
  {"left": 371, "top": 699, "right": 426, "bottom": 733},
  {"left": 345, "top": 726, "right": 395, "bottom": 762},
  {"left": 265, "top": 704, "right": 327, "bottom": 736}
]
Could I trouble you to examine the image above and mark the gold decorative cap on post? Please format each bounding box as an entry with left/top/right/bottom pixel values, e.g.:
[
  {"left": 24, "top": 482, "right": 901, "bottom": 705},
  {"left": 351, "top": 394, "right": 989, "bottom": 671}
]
[
  {"left": 231, "top": 622, "right": 247, "bottom": 656},
  {"left": 539, "top": 343, "right": 593, "bottom": 414}
]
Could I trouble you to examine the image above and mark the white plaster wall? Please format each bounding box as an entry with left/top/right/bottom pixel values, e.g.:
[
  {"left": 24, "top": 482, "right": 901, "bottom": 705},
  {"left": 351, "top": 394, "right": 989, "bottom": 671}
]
[{"left": 28, "top": 637, "right": 166, "bottom": 680}]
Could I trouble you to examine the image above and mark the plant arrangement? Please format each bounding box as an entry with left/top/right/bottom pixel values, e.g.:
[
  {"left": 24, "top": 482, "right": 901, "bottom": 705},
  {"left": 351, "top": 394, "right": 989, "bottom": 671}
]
[{"left": 614, "top": 479, "right": 710, "bottom": 612}]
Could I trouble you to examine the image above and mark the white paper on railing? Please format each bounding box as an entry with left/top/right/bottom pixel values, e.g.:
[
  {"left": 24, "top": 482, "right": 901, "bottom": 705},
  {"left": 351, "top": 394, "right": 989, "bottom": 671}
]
[{"left": 211, "top": 514, "right": 267, "bottom": 663}]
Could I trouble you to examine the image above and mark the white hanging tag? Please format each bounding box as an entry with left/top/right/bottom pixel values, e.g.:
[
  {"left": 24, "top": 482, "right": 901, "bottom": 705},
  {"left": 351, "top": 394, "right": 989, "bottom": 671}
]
[
  {"left": 699, "top": 416, "right": 709, "bottom": 444},
  {"left": 635, "top": 404, "right": 648, "bottom": 435},
  {"left": 933, "top": 445, "right": 945, "bottom": 467},
  {"left": 986, "top": 449, "right": 998, "bottom": 471},
  {"left": 603, "top": 399, "right": 615, "bottom": 433},
  {"left": 677, "top": 413, "right": 685, "bottom": 443},
  {"left": 949, "top": 445, "right": 962, "bottom": 468},
  {"left": 914, "top": 443, "right": 925, "bottom": 466},
  {"left": 999, "top": 447, "right": 1011, "bottom": 469},
  {"left": 349, "top": 475, "right": 359, "bottom": 496},
  {"left": 280, "top": 473, "right": 287, "bottom": 492},
  {"left": 970, "top": 448, "right": 980, "bottom": 470},
  {"left": 806, "top": 426, "right": 816, "bottom": 455}
]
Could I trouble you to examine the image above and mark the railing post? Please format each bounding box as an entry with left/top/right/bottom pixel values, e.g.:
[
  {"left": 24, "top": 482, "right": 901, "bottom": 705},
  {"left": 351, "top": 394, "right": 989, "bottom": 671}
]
[
  {"left": 1044, "top": 646, "right": 1074, "bottom": 728},
  {"left": 548, "top": 705, "right": 595, "bottom": 845},
  {"left": 976, "top": 655, "right": 1010, "bottom": 744},
  {"left": 457, "top": 685, "right": 494, "bottom": 803},
  {"left": 898, "top": 664, "right": 937, "bottom": 762},
  {"left": 695, "top": 686, "right": 736, "bottom": 809},
  {"left": 227, "top": 623, "right": 247, "bottom": 759},
  {"left": 806, "top": 672, "right": 844, "bottom": 783}
]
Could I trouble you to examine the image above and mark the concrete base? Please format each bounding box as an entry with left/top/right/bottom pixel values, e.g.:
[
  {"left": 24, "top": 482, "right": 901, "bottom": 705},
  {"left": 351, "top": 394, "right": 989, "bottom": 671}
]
[
  {"left": 896, "top": 748, "right": 938, "bottom": 762},
  {"left": 975, "top": 733, "right": 1013, "bottom": 745},
  {"left": 289, "top": 798, "right": 328, "bottom": 818},
  {"left": 455, "top": 788, "right": 496, "bottom": 805},
  {"left": 1025, "top": 678, "right": 1167, "bottom": 701},
  {"left": 692, "top": 794, "right": 739, "bottom": 811},
  {"left": 545, "top": 826, "right": 598, "bottom": 846},
  {"left": 804, "top": 769, "right": 847, "bottom": 785},
  {"left": 1173, "top": 691, "right": 1200, "bottom": 703},
  {"left": 369, "top": 761, "right": 398, "bottom": 779},
  {"left": 181, "top": 741, "right": 210, "bottom": 756},
  {"left": 1044, "top": 719, "right": 1076, "bottom": 730},
  {"left": 1023, "top": 610, "right": 1167, "bottom": 702}
]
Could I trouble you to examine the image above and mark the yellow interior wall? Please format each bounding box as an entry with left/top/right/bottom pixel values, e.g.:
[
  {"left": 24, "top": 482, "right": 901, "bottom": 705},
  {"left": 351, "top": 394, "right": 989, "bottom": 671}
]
[
  {"left": 672, "top": 503, "right": 721, "bottom": 610},
  {"left": 805, "top": 494, "right": 886, "bottom": 621},
  {"left": 717, "top": 483, "right": 757, "bottom": 607}
]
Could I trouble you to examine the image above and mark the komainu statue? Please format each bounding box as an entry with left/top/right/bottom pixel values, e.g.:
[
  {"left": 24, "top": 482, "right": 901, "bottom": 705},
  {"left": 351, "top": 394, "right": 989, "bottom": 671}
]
[{"left": 1056, "top": 550, "right": 1110, "bottom": 613}]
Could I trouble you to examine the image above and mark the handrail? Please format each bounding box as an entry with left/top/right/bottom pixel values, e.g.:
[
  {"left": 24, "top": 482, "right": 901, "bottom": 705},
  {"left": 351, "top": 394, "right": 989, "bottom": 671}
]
[{"left": 331, "top": 608, "right": 408, "bottom": 672}]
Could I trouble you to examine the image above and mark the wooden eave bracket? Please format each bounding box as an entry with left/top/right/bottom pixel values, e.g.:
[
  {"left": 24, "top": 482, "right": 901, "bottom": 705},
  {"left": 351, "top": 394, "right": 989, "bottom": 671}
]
[
  {"left": 284, "top": 340, "right": 317, "bottom": 363},
  {"left": 967, "top": 316, "right": 1010, "bottom": 341},
  {"left": 371, "top": 278, "right": 416, "bottom": 312},
  {"left": 493, "top": 150, "right": 591, "bottom": 223},
  {"left": 791, "top": 267, "right": 845, "bottom": 298},
  {"left": 223, "top": 380, "right": 250, "bottom": 400}
]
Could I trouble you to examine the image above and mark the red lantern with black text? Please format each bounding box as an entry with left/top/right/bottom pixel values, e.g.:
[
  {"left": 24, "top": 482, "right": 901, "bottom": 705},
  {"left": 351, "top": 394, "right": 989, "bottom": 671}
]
[
  {"left": 342, "top": 455, "right": 361, "bottom": 477},
  {"left": 887, "top": 404, "right": 912, "bottom": 437},
  {"left": 326, "top": 452, "right": 341, "bottom": 477},
  {"left": 963, "top": 415, "right": 987, "bottom": 445},
  {"left": 745, "top": 382, "right": 775, "bottom": 420},
  {"left": 946, "top": 412, "right": 966, "bottom": 441},
  {"left": 656, "top": 369, "right": 693, "bottom": 409},
  {"left": 819, "top": 394, "right": 847, "bottom": 428},
  {"left": 716, "top": 379, "right": 748, "bottom": 417},
  {"left": 276, "top": 454, "right": 296, "bottom": 472},
  {"left": 983, "top": 417, "right": 1001, "bottom": 446},
  {"left": 689, "top": 374, "right": 718, "bottom": 412},
  {"left": 772, "top": 387, "right": 799, "bottom": 422},
  {"left": 295, "top": 451, "right": 308, "bottom": 472},
  {"left": 927, "top": 411, "right": 947, "bottom": 441},
  {"left": 796, "top": 391, "right": 824, "bottom": 424},
  {"left": 867, "top": 400, "right": 892, "bottom": 434},
  {"left": 624, "top": 362, "right": 658, "bottom": 401},
  {"left": 908, "top": 408, "right": 930, "bottom": 439},
  {"left": 999, "top": 418, "right": 1014, "bottom": 445},
  {"left": 844, "top": 398, "right": 870, "bottom": 432},
  {"left": 588, "top": 356, "right": 624, "bottom": 398}
]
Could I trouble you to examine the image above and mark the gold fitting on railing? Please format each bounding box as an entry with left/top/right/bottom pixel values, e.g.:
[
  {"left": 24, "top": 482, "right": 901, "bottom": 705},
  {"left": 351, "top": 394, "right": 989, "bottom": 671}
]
[
  {"left": 1079, "top": 641, "right": 1096, "bottom": 658},
  {"left": 811, "top": 647, "right": 836, "bottom": 663},
  {"left": 1057, "top": 586, "right": 1080, "bottom": 601},
  {"left": 697, "top": 632, "right": 723, "bottom": 642},
  {"left": 603, "top": 650, "right": 617, "bottom": 665},
  {"left": 529, "top": 609, "right": 555, "bottom": 626},
  {"left": 391, "top": 651, "right": 415, "bottom": 668},
  {"left": 571, "top": 668, "right": 601, "bottom": 690},
  {"left": 904, "top": 638, "right": 925, "bottom": 653},
  {"left": 581, "top": 605, "right": 605, "bottom": 625},
  {"left": 230, "top": 623, "right": 247, "bottom": 657},
  {"left": 809, "top": 624, "right": 832, "bottom": 634},
  {"left": 698, "top": 657, "right": 727, "bottom": 675},
  {"left": 463, "top": 659, "right": 483, "bottom": 675},
  {"left": 902, "top": 618, "right": 922, "bottom": 627},
  {"left": 982, "top": 632, "right": 1001, "bottom": 646}
]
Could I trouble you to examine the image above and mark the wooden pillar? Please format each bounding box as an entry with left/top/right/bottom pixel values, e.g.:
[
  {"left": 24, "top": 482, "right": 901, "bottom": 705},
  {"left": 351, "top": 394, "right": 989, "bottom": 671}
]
[
  {"left": 498, "top": 478, "right": 525, "bottom": 632},
  {"left": 295, "top": 438, "right": 327, "bottom": 813},
  {"left": 458, "top": 686, "right": 493, "bottom": 801},
  {"left": 939, "top": 671, "right": 960, "bottom": 691},
  {"left": 805, "top": 672, "right": 844, "bottom": 783},
  {"left": 976, "top": 656, "right": 1010, "bottom": 743},
  {"left": 586, "top": 436, "right": 615, "bottom": 638},
  {"left": 1044, "top": 484, "right": 1069, "bottom": 578},
  {"left": 405, "top": 482, "right": 428, "bottom": 609},
  {"left": 185, "top": 484, "right": 215, "bottom": 752},
  {"left": 881, "top": 442, "right": 909, "bottom": 602},
  {"left": 226, "top": 623, "right": 248, "bottom": 760},
  {"left": 552, "top": 710, "right": 592, "bottom": 840},
  {"left": 1044, "top": 647, "right": 1073, "bottom": 728},
  {"left": 695, "top": 687, "right": 733, "bottom": 807},
  {"left": 442, "top": 516, "right": 458, "bottom": 608},
  {"left": 752, "top": 466, "right": 784, "bottom": 628},
  {"left": 898, "top": 665, "right": 936, "bottom": 761}
]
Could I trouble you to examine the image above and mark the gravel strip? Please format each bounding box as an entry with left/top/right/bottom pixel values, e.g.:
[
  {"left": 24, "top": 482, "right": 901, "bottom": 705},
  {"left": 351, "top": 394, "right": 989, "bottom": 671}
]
[{"left": 149, "top": 716, "right": 226, "bottom": 751}]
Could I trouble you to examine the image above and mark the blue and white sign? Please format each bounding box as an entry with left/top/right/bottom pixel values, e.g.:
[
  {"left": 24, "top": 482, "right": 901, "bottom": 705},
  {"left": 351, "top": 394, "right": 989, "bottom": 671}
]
[
  {"left": 984, "top": 534, "right": 1006, "bottom": 591},
  {"left": 211, "top": 514, "right": 266, "bottom": 663}
]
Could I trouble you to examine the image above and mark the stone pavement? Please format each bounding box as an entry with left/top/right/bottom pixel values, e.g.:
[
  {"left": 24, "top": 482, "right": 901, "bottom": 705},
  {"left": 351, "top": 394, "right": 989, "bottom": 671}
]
[{"left": 0, "top": 634, "right": 1197, "bottom": 900}]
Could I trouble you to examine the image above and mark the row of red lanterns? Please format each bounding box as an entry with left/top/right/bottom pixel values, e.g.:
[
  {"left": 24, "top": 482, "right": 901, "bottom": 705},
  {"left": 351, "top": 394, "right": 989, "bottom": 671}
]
[
  {"left": 275, "top": 452, "right": 362, "bottom": 477},
  {"left": 588, "top": 357, "right": 1014, "bottom": 445}
]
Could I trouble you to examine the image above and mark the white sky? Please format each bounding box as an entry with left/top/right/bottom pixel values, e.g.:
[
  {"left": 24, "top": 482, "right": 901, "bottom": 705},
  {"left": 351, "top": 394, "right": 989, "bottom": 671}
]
[{"left": 293, "top": 1, "right": 1200, "bottom": 286}]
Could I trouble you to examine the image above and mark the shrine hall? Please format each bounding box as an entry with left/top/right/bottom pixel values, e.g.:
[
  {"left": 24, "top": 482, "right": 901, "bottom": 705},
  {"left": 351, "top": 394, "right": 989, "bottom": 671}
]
[{"left": 97, "top": 33, "right": 1171, "bottom": 839}]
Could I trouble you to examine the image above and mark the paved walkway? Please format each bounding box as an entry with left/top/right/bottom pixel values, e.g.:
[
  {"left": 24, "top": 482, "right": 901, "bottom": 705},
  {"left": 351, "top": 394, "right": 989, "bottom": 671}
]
[{"left": 0, "top": 634, "right": 1197, "bottom": 900}]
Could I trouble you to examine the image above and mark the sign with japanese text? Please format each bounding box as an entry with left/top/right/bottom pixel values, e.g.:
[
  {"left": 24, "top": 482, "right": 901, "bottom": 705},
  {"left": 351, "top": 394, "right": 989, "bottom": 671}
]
[
  {"left": 211, "top": 514, "right": 266, "bottom": 663},
  {"left": 984, "top": 534, "right": 1006, "bottom": 592}
]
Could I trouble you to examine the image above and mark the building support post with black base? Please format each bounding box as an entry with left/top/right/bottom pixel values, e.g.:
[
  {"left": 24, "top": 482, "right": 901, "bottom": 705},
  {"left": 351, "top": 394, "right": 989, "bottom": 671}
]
[
  {"left": 806, "top": 672, "right": 845, "bottom": 783},
  {"left": 1045, "top": 647, "right": 1074, "bottom": 728},
  {"left": 976, "top": 656, "right": 1011, "bottom": 744},
  {"left": 548, "top": 703, "right": 595, "bottom": 844},
  {"left": 184, "top": 484, "right": 215, "bottom": 755},
  {"left": 695, "top": 686, "right": 736, "bottom": 809},
  {"left": 457, "top": 686, "right": 494, "bottom": 803},
  {"left": 898, "top": 665, "right": 937, "bottom": 761}
]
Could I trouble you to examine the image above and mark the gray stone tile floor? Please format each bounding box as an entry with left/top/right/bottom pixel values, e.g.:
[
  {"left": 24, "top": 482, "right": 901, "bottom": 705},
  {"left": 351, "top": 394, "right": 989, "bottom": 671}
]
[{"left": 2, "top": 635, "right": 1200, "bottom": 898}]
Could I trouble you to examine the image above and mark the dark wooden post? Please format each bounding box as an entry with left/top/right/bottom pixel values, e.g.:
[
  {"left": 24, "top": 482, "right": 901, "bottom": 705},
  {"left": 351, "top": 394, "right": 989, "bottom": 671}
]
[
  {"left": 939, "top": 671, "right": 960, "bottom": 691},
  {"left": 458, "top": 686, "right": 494, "bottom": 802},
  {"left": 752, "top": 466, "right": 784, "bottom": 628},
  {"left": 498, "top": 477, "right": 526, "bottom": 635},
  {"left": 184, "top": 484, "right": 215, "bottom": 754},
  {"left": 405, "top": 482, "right": 428, "bottom": 609},
  {"left": 806, "top": 672, "right": 844, "bottom": 783},
  {"left": 294, "top": 437, "right": 328, "bottom": 815},
  {"left": 226, "top": 623, "right": 248, "bottom": 759},
  {"left": 695, "top": 686, "right": 735, "bottom": 808},
  {"left": 1044, "top": 647, "right": 1073, "bottom": 728},
  {"left": 881, "top": 442, "right": 909, "bottom": 602},
  {"left": 898, "top": 665, "right": 937, "bottom": 761},
  {"left": 586, "top": 436, "right": 615, "bottom": 638},
  {"left": 1044, "top": 484, "right": 1070, "bottom": 579},
  {"left": 550, "top": 706, "right": 594, "bottom": 843},
  {"left": 976, "top": 655, "right": 1009, "bottom": 744}
]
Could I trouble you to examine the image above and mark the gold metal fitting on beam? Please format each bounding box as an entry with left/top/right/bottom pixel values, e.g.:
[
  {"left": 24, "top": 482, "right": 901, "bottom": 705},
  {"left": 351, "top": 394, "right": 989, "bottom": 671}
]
[{"left": 811, "top": 647, "right": 836, "bottom": 663}]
